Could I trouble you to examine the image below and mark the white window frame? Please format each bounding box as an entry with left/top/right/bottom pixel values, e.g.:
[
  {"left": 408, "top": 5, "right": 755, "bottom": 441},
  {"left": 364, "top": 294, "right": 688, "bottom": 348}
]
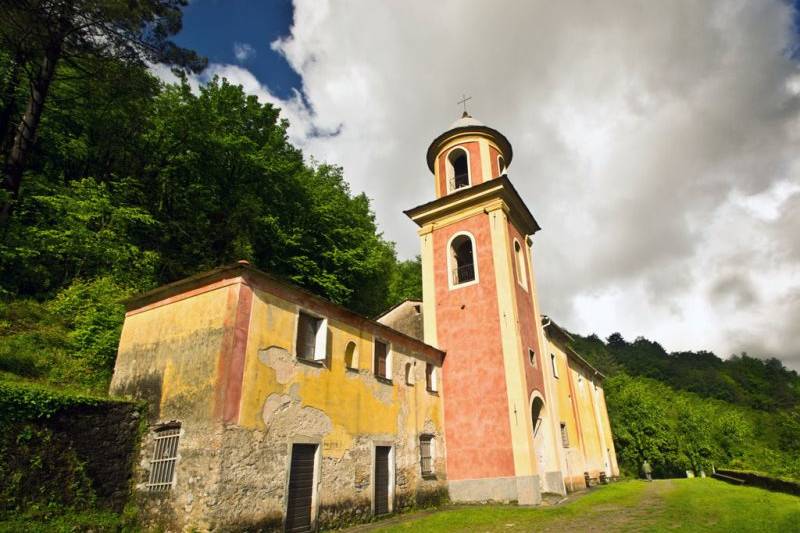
[
  {"left": 295, "top": 309, "right": 328, "bottom": 362},
  {"left": 445, "top": 146, "right": 471, "bottom": 193},
  {"left": 497, "top": 154, "right": 506, "bottom": 176},
  {"left": 425, "top": 363, "right": 439, "bottom": 393},
  {"left": 447, "top": 231, "right": 479, "bottom": 290},
  {"left": 514, "top": 239, "right": 528, "bottom": 291},
  {"left": 551, "top": 353, "right": 559, "bottom": 379},
  {"left": 419, "top": 434, "right": 436, "bottom": 476}
]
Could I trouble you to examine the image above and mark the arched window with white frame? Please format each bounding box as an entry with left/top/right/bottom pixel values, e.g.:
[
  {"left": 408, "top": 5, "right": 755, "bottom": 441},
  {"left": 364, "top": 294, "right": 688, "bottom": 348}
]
[
  {"left": 448, "top": 232, "right": 478, "bottom": 288},
  {"left": 514, "top": 239, "right": 528, "bottom": 290},
  {"left": 497, "top": 155, "right": 506, "bottom": 176},
  {"left": 445, "top": 147, "right": 470, "bottom": 192}
]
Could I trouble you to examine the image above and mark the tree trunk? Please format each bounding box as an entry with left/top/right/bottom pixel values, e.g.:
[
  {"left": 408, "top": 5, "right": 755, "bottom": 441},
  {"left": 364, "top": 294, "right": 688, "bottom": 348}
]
[
  {"left": 0, "top": 41, "right": 61, "bottom": 224},
  {"left": 0, "top": 52, "right": 23, "bottom": 155}
]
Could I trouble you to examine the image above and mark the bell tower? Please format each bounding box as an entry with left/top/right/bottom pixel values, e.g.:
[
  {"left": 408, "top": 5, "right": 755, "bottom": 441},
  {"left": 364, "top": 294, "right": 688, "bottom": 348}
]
[{"left": 405, "top": 112, "right": 552, "bottom": 504}]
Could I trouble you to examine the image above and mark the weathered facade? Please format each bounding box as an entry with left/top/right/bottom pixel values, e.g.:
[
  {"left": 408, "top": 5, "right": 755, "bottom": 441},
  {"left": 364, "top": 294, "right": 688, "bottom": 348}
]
[
  {"left": 110, "top": 265, "right": 446, "bottom": 531},
  {"left": 109, "top": 112, "right": 619, "bottom": 531},
  {"left": 540, "top": 318, "right": 620, "bottom": 492}
]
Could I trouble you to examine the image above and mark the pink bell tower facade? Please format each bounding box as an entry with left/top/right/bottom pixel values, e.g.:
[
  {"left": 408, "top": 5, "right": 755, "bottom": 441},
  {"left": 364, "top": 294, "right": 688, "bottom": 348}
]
[{"left": 405, "top": 113, "right": 558, "bottom": 504}]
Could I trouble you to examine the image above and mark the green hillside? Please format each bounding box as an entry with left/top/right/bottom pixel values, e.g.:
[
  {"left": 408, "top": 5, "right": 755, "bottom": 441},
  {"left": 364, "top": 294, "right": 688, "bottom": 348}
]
[{"left": 570, "top": 332, "right": 800, "bottom": 481}]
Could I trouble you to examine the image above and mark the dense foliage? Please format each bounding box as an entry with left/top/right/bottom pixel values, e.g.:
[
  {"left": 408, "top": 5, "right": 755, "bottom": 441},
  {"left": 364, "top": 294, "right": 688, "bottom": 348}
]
[
  {"left": 0, "top": 45, "right": 418, "bottom": 392},
  {"left": 572, "top": 333, "right": 800, "bottom": 481}
]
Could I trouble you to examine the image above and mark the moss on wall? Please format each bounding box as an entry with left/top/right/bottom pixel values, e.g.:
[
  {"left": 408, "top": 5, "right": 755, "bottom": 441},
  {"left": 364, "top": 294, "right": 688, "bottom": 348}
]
[{"left": 0, "top": 380, "right": 144, "bottom": 520}]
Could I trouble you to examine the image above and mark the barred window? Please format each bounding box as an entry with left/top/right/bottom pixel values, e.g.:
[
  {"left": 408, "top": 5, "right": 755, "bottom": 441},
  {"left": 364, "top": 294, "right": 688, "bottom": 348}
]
[
  {"left": 420, "top": 435, "right": 434, "bottom": 476},
  {"left": 147, "top": 424, "right": 180, "bottom": 491}
]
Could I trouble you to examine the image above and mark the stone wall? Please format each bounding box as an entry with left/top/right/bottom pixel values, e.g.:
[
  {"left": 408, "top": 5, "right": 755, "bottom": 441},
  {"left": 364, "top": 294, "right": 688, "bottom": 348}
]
[
  {"left": 51, "top": 402, "right": 144, "bottom": 511},
  {"left": 0, "top": 398, "right": 143, "bottom": 516}
]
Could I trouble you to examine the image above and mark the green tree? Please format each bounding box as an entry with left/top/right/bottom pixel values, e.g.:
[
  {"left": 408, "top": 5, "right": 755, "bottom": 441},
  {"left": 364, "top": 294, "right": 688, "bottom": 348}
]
[
  {"left": 387, "top": 256, "right": 423, "bottom": 307},
  {"left": 0, "top": 0, "right": 205, "bottom": 222},
  {"left": 604, "top": 374, "right": 677, "bottom": 476}
]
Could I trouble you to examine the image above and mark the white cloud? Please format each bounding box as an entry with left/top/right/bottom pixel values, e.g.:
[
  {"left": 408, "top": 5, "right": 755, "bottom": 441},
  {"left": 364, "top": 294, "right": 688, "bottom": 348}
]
[
  {"left": 159, "top": 1, "right": 800, "bottom": 369},
  {"left": 233, "top": 42, "right": 255, "bottom": 62}
]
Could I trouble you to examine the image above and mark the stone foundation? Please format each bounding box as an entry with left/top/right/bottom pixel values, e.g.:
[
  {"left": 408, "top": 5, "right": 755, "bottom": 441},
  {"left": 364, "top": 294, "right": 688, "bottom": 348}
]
[{"left": 449, "top": 474, "right": 541, "bottom": 505}]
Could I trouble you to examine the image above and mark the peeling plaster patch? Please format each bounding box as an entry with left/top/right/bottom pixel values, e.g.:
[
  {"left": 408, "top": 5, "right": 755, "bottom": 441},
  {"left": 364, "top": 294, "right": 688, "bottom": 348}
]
[
  {"left": 262, "top": 393, "right": 293, "bottom": 430},
  {"left": 369, "top": 380, "right": 395, "bottom": 405},
  {"left": 288, "top": 383, "right": 301, "bottom": 401},
  {"left": 259, "top": 346, "right": 294, "bottom": 384},
  {"left": 261, "top": 394, "right": 332, "bottom": 439}
]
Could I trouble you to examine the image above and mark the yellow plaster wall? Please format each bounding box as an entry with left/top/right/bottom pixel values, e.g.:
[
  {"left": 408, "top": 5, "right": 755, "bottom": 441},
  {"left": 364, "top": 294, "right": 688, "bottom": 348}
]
[
  {"left": 568, "top": 361, "right": 603, "bottom": 474},
  {"left": 549, "top": 343, "right": 586, "bottom": 486},
  {"left": 596, "top": 386, "right": 620, "bottom": 476},
  {"left": 111, "top": 284, "right": 238, "bottom": 421},
  {"left": 550, "top": 345, "right": 578, "bottom": 451},
  {"left": 237, "top": 289, "right": 444, "bottom": 460}
]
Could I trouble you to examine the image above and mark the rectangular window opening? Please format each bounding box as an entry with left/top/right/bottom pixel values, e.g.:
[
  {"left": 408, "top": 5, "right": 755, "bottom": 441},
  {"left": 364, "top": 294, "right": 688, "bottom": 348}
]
[
  {"left": 147, "top": 424, "right": 181, "bottom": 492},
  {"left": 425, "top": 363, "right": 438, "bottom": 392},
  {"left": 560, "top": 422, "right": 569, "bottom": 448},
  {"left": 551, "top": 353, "right": 559, "bottom": 378},
  {"left": 374, "top": 340, "right": 390, "bottom": 380},
  {"left": 296, "top": 311, "right": 327, "bottom": 362},
  {"left": 420, "top": 435, "right": 434, "bottom": 476}
]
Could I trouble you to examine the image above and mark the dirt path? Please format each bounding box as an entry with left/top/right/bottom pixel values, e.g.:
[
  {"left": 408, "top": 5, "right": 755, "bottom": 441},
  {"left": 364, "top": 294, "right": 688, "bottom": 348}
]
[
  {"left": 344, "top": 480, "right": 678, "bottom": 532},
  {"left": 538, "top": 480, "right": 676, "bottom": 532}
]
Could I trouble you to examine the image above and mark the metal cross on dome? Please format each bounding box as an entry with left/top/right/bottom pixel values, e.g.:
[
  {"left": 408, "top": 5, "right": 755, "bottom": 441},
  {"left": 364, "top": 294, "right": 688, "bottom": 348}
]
[{"left": 457, "top": 94, "right": 472, "bottom": 114}]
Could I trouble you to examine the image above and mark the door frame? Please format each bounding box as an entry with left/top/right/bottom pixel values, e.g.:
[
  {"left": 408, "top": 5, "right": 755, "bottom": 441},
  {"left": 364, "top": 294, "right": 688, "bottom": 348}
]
[
  {"left": 370, "top": 441, "right": 395, "bottom": 515},
  {"left": 283, "top": 437, "right": 322, "bottom": 531}
]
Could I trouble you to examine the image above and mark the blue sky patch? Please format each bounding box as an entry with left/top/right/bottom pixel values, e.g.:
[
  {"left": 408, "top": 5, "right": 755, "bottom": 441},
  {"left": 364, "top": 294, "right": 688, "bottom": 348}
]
[{"left": 174, "top": 0, "right": 301, "bottom": 100}]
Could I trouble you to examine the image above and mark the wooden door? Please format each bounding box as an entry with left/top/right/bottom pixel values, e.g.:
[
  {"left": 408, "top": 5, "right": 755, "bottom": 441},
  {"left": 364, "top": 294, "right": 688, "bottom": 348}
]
[
  {"left": 286, "top": 444, "right": 316, "bottom": 533},
  {"left": 374, "top": 446, "right": 391, "bottom": 515}
]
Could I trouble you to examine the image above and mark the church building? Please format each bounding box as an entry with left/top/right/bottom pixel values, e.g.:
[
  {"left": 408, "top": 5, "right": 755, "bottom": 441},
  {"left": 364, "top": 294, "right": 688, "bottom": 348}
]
[{"left": 109, "top": 113, "right": 618, "bottom": 531}]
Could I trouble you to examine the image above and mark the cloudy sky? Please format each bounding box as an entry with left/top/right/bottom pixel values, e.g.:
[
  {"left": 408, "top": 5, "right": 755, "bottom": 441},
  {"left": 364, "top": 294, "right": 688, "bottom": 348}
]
[{"left": 168, "top": 0, "right": 800, "bottom": 370}]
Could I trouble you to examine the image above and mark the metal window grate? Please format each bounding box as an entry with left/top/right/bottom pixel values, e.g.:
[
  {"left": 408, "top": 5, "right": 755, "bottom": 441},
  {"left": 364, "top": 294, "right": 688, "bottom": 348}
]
[
  {"left": 147, "top": 426, "right": 180, "bottom": 492},
  {"left": 452, "top": 263, "right": 475, "bottom": 285},
  {"left": 420, "top": 436, "right": 433, "bottom": 476},
  {"left": 448, "top": 175, "right": 469, "bottom": 191}
]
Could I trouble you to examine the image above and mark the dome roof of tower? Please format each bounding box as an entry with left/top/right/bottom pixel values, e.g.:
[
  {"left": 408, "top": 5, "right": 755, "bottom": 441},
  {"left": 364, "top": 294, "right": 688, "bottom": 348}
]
[
  {"left": 426, "top": 112, "right": 513, "bottom": 172},
  {"left": 448, "top": 113, "right": 484, "bottom": 129}
]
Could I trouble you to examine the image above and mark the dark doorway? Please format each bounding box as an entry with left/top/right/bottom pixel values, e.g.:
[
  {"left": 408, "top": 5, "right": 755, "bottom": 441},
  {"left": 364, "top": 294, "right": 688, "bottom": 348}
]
[
  {"left": 286, "top": 443, "right": 316, "bottom": 533},
  {"left": 374, "top": 446, "right": 391, "bottom": 515}
]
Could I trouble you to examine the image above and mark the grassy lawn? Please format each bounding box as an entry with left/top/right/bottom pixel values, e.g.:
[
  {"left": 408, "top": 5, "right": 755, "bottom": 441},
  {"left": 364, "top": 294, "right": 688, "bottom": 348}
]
[{"left": 369, "top": 479, "right": 800, "bottom": 532}]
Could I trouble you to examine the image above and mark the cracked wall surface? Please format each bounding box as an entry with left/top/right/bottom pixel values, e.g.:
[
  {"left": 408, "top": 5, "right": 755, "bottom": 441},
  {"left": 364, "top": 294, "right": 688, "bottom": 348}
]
[{"left": 111, "top": 276, "right": 447, "bottom": 531}]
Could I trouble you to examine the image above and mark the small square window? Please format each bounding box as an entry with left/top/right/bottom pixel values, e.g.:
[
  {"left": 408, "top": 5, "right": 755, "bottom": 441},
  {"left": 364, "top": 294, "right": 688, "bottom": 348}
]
[
  {"left": 296, "top": 311, "right": 327, "bottom": 362},
  {"left": 528, "top": 348, "right": 537, "bottom": 368},
  {"left": 147, "top": 424, "right": 180, "bottom": 492}
]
